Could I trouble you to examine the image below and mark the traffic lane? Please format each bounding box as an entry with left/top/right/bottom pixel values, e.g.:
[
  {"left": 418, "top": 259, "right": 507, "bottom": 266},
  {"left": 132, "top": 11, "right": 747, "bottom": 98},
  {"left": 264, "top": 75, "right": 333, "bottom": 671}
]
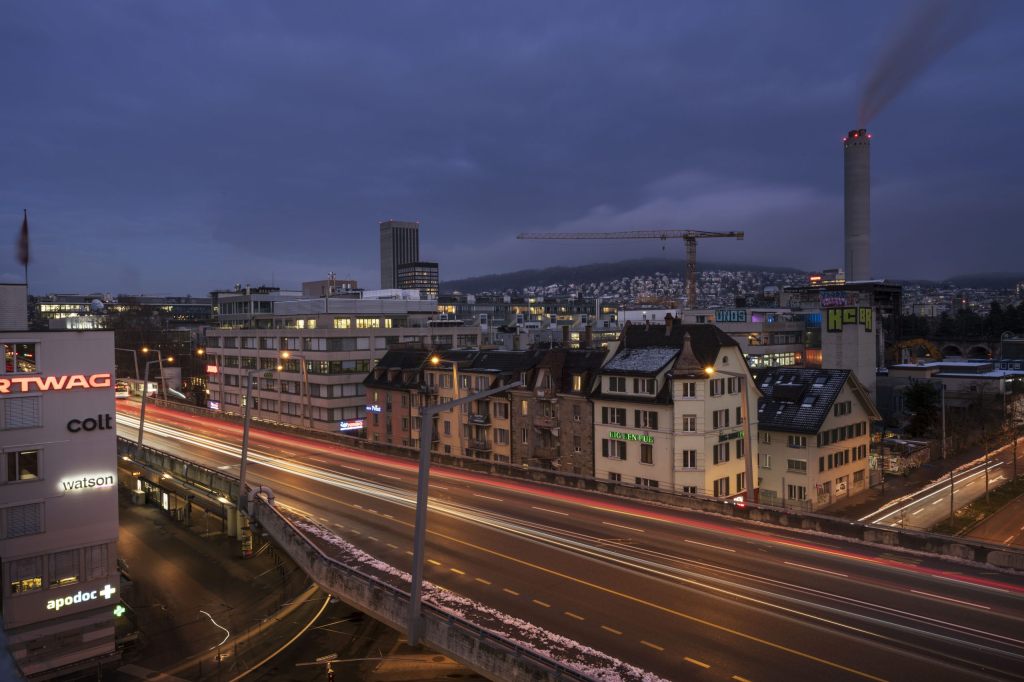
[{"left": 968, "top": 494, "right": 1024, "bottom": 547}]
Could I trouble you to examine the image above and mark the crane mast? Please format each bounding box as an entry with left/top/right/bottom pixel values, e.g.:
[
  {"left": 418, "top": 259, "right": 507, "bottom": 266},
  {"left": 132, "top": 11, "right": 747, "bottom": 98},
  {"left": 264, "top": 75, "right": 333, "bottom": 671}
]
[{"left": 516, "top": 229, "right": 744, "bottom": 310}]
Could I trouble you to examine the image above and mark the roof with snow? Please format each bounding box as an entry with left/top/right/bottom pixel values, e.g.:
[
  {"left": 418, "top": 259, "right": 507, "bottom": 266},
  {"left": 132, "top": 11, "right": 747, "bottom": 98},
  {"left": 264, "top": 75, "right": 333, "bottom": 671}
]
[
  {"left": 602, "top": 347, "right": 679, "bottom": 375},
  {"left": 756, "top": 367, "right": 853, "bottom": 434}
]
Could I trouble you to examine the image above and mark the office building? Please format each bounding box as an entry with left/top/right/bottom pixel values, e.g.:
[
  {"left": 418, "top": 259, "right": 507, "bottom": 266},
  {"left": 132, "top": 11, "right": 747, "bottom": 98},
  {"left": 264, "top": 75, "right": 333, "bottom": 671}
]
[
  {"left": 1, "top": 284, "right": 119, "bottom": 678},
  {"left": 396, "top": 262, "right": 440, "bottom": 299},
  {"left": 379, "top": 221, "right": 420, "bottom": 290}
]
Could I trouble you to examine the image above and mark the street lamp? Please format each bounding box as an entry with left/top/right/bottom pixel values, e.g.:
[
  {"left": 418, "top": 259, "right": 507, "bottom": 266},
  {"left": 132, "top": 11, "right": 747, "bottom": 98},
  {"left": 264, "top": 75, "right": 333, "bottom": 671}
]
[
  {"left": 705, "top": 365, "right": 757, "bottom": 504},
  {"left": 408, "top": 378, "right": 522, "bottom": 646},
  {"left": 280, "top": 351, "right": 313, "bottom": 430},
  {"left": 238, "top": 368, "right": 260, "bottom": 517},
  {"left": 140, "top": 347, "right": 168, "bottom": 401},
  {"left": 429, "top": 355, "right": 463, "bottom": 456}
]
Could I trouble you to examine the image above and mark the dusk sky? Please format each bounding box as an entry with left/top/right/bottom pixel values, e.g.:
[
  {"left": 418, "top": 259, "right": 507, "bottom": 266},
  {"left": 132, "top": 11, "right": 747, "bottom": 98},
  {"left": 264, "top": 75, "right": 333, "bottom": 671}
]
[{"left": 2, "top": 1, "right": 1021, "bottom": 295}]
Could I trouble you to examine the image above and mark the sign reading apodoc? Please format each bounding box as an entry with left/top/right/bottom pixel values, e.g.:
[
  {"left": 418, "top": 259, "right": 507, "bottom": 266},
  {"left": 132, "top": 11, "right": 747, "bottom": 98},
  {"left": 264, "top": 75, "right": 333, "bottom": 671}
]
[
  {"left": 609, "top": 431, "right": 654, "bottom": 444},
  {"left": 60, "top": 473, "right": 116, "bottom": 492},
  {"left": 339, "top": 419, "right": 365, "bottom": 431},
  {"left": 67, "top": 414, "right": 113, "bottom": 432},
  {"left": 0, "top": 372, "right": 112, "bottom": 395},
  {"left": 46, "top": 584, "right": 116, "bottom": 612}
]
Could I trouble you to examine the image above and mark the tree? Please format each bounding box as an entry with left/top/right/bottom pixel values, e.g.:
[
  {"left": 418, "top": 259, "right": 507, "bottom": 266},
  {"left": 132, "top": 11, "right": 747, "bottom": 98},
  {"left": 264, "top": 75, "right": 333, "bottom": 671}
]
[{"left": 903, "top": 381, "right": 940, "bottom": 438}]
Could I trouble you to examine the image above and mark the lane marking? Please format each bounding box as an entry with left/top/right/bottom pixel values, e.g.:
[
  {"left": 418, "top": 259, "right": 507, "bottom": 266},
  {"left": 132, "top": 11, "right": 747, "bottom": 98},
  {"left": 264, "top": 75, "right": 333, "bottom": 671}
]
[
  {"left": 532, "top": 506, "right": 569, "bottom": 516},
  {"left": 474, "top": 494, "right": 504, "bottom": 502},
  {"left": 475, "top": 578, "right": 491, "bottom": 585},
  {"left": 601, "top": 625, "right": 622, "bottom": 635},
  {"left": 333, "top": 523, "right": 345, "bottom": 529},
  {"left": 910, "top": 590, "right": 991, "bottom": 610},
  {"left": 1004, "top": 535, "right": 1016, "bottom": 544},
  {"left": 405, "top": 550, "right": 413, "bottom": 556},
  {"left": 387, "top": 543, "right": 398, "bottom": 549},
  {"left": 532, "top": 599, "right": 551, "bottom": 608},
  {"left": 503, "top": 588, "right": 519, "bottom": 596},
  {"left": 732, "top": 676, "right": 752, "bottom": 682},
  {"left": 684, "top": 657, "right": 710, "bottom": 669},
  {"left": 450, "top": 568, "right": 465, "bottom": 575},
  {"left": 641, "top": 640, "right": 663, "bottom": 651},
  {"left": 686, "top": 539, "right": 735, "bottom": 553},
  {"left": 427, "top": 559, "right": 441, "bottom": 566},
  {"left": 378, "top": 473, "right": 402, "bottom": 481},
  {"left": 339, "top": 465, "right": 362, "bottom": 472},
  {"left": 433, "top": 485, "right": 449, "bottom": 491},
  {"left": 368, "top": 536, "right": 379, "bottom": 542},
  {"left": 784, "top": 561, "right": 848, "bottom": 578},
  {"left": 603, "top": 521, "right": 646, "bottom": 533},
  {"left": 931, "top": 499, "right": 942, "bottom": 506},
  {"left": 309, "top": 456, "right": 328, "bottom": 463},
  {"left": 911, "top": 509, "right": 924, "bottom": 516},
  {"left": 564, "top": 611, "right": 585, "bottom": 621},
  {"left": 318, "top": 517, "right": 328, "bottom": 522}
]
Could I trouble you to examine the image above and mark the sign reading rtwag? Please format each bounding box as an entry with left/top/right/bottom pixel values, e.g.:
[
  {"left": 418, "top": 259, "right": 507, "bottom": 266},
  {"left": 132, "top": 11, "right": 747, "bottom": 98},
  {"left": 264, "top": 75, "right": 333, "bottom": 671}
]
[
  {"left": 609, "top": 431, "right": 654, "bottom": 444},
  {"left": 47, "top": 584, "right": 116, "bottom": 612}
]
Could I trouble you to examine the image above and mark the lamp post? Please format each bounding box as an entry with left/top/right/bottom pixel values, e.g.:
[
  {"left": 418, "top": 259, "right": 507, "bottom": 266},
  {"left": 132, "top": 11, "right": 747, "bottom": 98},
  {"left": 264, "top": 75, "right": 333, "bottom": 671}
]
[
  {"left": 136, "top": 359, "right": 165, "bottom": 449},
  {"left": 428, "top": 355, "right": 462, "bottom": 456},
  {"left": 280, "top": 351, "right": 313, "bottom": 430},
  {"left": 238, "top": 369, "right": 259, "bottom": 517},
  {"left": 140, "top": 347, "right": 168, "bottom": 401},
  {"left": 408, "top": 379, "right": 522, "bottom": 646},
  {"left": 704, "top": 366, "right": 757, "bottom": 503}
]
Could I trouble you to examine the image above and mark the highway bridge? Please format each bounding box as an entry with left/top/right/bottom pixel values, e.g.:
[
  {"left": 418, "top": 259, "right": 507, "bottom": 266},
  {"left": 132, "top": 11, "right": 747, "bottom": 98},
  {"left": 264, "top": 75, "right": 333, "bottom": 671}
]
[{"left": 117, "top": 404, "right": 1024, "bottom": 682}]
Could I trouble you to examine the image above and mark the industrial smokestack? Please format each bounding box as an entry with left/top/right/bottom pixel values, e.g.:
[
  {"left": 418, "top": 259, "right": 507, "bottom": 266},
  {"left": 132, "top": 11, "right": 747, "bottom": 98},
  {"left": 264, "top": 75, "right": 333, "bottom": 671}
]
[{"left": 843, "top": 128, "right": 871, "bottom": 281}]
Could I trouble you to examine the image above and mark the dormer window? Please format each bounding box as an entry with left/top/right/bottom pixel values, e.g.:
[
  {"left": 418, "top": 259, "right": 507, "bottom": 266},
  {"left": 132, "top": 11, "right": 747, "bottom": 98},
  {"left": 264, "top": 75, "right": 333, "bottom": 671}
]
[
  {"left": 608, "top": 377, "right": 626, "bottom": 392},
  {"left": 633, "top": 378, "right": 655, "bottom": 394},
  {"left": 572, "top": 374, "right": 583, "bottom": 392}
]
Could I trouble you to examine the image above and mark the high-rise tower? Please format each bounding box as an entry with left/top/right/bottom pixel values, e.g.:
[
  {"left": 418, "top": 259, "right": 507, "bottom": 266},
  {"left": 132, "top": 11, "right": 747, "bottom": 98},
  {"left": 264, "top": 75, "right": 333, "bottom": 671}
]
[
  {"left": 379, "top": 220, "right": 420, "bottom": 289},
  {"left": 843, "top": 129, "right": 871, "bottom": 281}
]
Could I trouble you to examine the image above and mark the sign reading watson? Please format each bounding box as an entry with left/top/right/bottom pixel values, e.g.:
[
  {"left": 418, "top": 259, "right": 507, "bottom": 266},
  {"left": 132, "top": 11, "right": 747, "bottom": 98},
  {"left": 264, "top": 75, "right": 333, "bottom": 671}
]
[{"left": 60, "top": 474, "right": 115, "bottom": 492}]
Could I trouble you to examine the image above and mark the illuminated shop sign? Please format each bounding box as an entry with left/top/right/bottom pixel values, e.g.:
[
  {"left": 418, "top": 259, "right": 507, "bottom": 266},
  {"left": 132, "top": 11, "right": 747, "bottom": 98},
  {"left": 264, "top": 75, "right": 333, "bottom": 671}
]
[
  {"left": 67, "top": 414, "right": 113, "bottom": 432},
  {"left": 46, "top": 584, "right": 117, "bottom": 612},
  {"left": 339, "top": 419, "right": 365, "bottom": 432},
  {"left": 609, "top": 431, "right": 654, "bottom": 444},
  {"left": 0, "top": 372, "right": 112, "bottom": 394},
  {"left": 366, "top": 404, "right": 382, "bottom": 413},
  {"left": 206, "top": 365, "right": 219, "bottom": 374},
  {"left": 718, "top": 430, "right": 745, "bottom": 442},
  {"left": 715, "top": 309, "right": 747, "bottom": 323},
  {"left": 208, "top": 400, "right": 221, "bottom": 410},
  {"left": 825, "top": 307, "right": 873, "bottom": 333},
  {"left": 60, "top": 474, "right": 116, "bottom": 492}
]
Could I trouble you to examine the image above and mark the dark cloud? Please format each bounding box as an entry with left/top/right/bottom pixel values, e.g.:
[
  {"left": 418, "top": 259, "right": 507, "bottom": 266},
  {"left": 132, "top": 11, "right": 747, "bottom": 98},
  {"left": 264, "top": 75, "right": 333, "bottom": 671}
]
[{"left": 1, "top": 1, "right": 1021, "bottom": 294}]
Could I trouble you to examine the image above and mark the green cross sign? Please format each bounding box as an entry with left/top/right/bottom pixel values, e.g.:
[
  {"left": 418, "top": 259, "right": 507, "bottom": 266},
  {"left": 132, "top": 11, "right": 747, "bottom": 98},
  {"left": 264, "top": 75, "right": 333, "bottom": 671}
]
[{"left": 113, "top": 604, "right": 126, "bottom": 618}]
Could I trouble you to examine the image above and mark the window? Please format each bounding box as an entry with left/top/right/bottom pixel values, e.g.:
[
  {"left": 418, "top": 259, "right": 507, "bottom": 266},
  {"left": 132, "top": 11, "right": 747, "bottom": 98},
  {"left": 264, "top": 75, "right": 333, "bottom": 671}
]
[
  {"left": 2, "top": 397, "right": 42, "bottom": 430},
  {"left": 633, "top": 378, "right": 655, "bottom": 394},
  {"left": 495, "top": 429, "right": 510, "bottom": 445},
  {"left": 356, "top": 318, "right": 381, "bottom": 329},
  {"left": 786, "top": 459, "right": 807, "bottom": 473},
  {"left": 819, "top": 456, "right": 825, "bottom": 473},
  {"left": 710, "top": 378, "right": 725, "bottom": 397},
  {"left": 712, "top": 442, "right": 730, "bottom": 464},
  {"left": 759, "top": 453, "right": 771, "bottom": 469},
  {"left": 608, "top": 472, "right": 622, "bottom": 482},
  {"left": 520, "top": 400, "right": 528, "bottom": 416},
  {"left": 3, "top": 502, "right": 43, "bottom": 538},
  {"left": 48, "top": 550, "right": 80, "bottom": 587},
  {"left": 6, "top": 449, "right": 39, "bottom": 481},
  {"left": 635, "top": 477, "right": 659, "bottom": 488},
  {"left": 3, "top": 343, "right": 37, "bottom": 373},
  {"left": 787, "top": 435, "right": 807, "bottom": 448},
  {"left": 601, "top": 407, "right": 626, "bottom": 426},
  {"left": 713, "top": 477, "right": 730, "bottom": 497},
  {"left": 712, "top": 409, "right": 729, "bottom": 429},
  {"left": 572, "top": 404, "right": 581, "bottom": 422},
  {"left": 727, "top": 377, "right": 738, "bottom": 394},
  {"left": 601, "top": 439, "right": 626, "bottom": 460},
  {"left": 736, "top": 406, "right": 743, "bottom": 425},
  {"left": 736, "top": 472, "right": 745, "bottom": 493},
  {"left": 521, "top": 428, "right": 528, "bottom": 445},
  {"left": 787, "top": 484, "right": 807, "bottom": 501},
  {"left": 443, "top": 421, "right": 451, "bottom": 436},
  {"left": 607, "top": 377, "right": 626, "bottom": 393},
  {"left": 681, "top": 382, "right": 696, "bottom": 398},
  {"left": 682, "top": 485, "right": 697, "bottom": 494},
  {"left": 736, "top": 439, "right": 744, "bottom": 459},
  {"left": 676, "top": 449, "right": 697, "bottom": 469},
  {"left": 760, "top": 432, "right": 771, "bottom": 444},
  {"left": 853, "top": 469, "right": 865, "bottom": 483},
  {"left": 572, "top": 374, "right": 583, "bottom": 392},
  {"left": 634, "top": 410, "right": 658, "bottom": 430},
  {"left": 682, "top": 414, "right": 696, "bottom": 432},
  {"left": 573, "top": 436, "right": 582, "bottom": 453},
  {"left": 85, "top": 544, "right": 108, "bottom": 580},
  {"left": 9, "top": 555, "right": 42, "bottom": 593},
  {"left": 640, "top": 443, "right": 653, "bottom": 465},
  {"left": 493, "top": 402, "right": 509, "bottom": 419}
]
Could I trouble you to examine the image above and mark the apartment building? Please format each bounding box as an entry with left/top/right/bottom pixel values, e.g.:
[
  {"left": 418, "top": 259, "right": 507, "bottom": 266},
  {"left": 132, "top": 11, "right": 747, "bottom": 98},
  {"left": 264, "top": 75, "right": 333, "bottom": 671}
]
[
  {"left": 1, "top": 293, "right": 119, "bottom": 678},
  {"left": 593, "top": 317, "right": 760, "bottom": 498},
  {"left": 755, "top": 367, "right": 879, "bottom": 511},
  {"left": 206, "top": 295, "right": 481, "bottom": 433},
  {"left": 363, "top": 347, "right": 435, "bottom": 448},
  {"left": 420, "top": 350, "right": 542, "bottom": 464},
  {"left": 509, "top": 349, "right": 606, "bottom": 475}
]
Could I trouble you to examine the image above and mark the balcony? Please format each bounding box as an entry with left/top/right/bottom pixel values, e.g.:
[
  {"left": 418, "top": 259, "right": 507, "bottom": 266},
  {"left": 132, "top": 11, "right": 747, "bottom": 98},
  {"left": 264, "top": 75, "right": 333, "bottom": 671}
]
[
  {"left": 536, "top": 387, "right": 557, "bottom": 400},
  {"left": 533, "top": 415, "right": 559, "bottom": 430},
  {"left": 469, "top": 413, "right": 490, "bottom": 426},
  {"left": 468, "top": 439, "right": 492, "bottom": 452},
  {"left": 532, "top": 446, "right": 559, "bottom": 461}
]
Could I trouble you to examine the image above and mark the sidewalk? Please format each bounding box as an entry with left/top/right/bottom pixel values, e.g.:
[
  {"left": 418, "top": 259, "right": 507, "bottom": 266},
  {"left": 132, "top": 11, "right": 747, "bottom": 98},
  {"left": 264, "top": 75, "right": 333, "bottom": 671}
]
[{"left": 112, "top": 488, "right": 311, "bottom": 679}]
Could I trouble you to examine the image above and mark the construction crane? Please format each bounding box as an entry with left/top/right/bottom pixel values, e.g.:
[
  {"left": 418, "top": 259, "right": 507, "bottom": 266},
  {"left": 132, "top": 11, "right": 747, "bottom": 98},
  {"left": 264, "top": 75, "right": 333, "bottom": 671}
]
[{"left": 516, "top": 230, "right": 744, "bottom": 310}]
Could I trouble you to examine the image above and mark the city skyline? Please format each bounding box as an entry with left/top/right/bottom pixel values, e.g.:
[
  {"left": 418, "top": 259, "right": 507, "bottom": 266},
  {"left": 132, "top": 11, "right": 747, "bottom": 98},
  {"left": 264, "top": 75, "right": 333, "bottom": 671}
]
[{"left": 2, "top": 1, "right": 1022, "bottom": 295}]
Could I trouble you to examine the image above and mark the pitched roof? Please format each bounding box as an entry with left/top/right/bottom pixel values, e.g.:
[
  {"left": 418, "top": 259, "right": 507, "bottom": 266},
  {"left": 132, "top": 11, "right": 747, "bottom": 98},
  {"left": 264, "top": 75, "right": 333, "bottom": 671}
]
[
  {"left": 622, "top": 322, "right": 738, "bottom": 367},
  {"left": 755, "top": 367, "right": 851, "bottom": 434},
  {"left": 603, "top": 347, "right": 679, "bottom": 375}
]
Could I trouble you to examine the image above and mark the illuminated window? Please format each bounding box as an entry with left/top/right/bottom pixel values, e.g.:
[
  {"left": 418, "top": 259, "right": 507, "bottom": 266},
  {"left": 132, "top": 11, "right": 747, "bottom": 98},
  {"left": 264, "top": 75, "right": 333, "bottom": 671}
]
[
  {"left": 356, "top": 318, "right": 381, "bottom": 329},
  {"left": 9, "top": 556, "right": 42, "bottom": 593},
  {"left": 6, "top": 449, "right": 39, "bottom": 482},
  {"left": 3, "top": 343, "right": 37, "bottom": 374},
  {"left": 48, "top": 550, "right": 80, "bottom": 587},
  {"left": 334, "top": 318, "right": 352, "bottom": 329}
]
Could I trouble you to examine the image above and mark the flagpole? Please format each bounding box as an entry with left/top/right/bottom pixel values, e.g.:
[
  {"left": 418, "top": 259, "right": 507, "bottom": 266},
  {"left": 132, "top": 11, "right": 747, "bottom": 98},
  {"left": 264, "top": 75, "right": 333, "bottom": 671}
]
[{"left": 21, "top": 209, "right": 28, "bottom": 289}]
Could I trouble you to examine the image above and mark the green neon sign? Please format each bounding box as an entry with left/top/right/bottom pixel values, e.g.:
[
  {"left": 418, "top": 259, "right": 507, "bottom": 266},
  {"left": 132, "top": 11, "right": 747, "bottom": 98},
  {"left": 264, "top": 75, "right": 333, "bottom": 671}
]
[{"left": 609, "top": 431, "right": 654, "bottom": 444}]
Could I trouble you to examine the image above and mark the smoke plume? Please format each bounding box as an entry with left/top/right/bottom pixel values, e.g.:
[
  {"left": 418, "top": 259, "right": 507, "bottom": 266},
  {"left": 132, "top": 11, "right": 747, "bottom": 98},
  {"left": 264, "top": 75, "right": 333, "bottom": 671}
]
[{"left": 858, "top": 0, "right": 993, "bottom": 125}]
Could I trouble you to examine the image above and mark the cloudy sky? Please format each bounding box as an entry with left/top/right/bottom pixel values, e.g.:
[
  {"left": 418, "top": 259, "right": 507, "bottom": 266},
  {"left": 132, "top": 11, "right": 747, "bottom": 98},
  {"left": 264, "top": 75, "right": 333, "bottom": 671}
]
[{"left": 2, "top": 1, "right": 1021, "bottom": 295}]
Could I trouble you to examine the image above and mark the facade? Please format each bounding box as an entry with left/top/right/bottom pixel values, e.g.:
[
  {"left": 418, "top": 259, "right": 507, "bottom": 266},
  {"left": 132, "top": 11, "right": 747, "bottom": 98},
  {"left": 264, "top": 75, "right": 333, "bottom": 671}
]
[
  {"left": 396, "top": 262, "right": 440, "bottom": 299},
  {"left": 677, "top": 307, "right": 815, "bottom": 370},
  {"left": 31, "top": 293, "right": 212, "bottom": 331},
  {"left": 592, "top": 318, "right": 760, "bottom": 498},
  {"left": 363, "top": 347, "right": 432, "bottom": 448},
  {"left": 379, "top": 220, "right": 420, "bottom": 290},
  {"left": 420, "top": 350, "right": 542, "bottom": 464},
  {"left": 755, "top": 368, "right": 879, "bottom": 511},
  {"left": 1, "top": 329, "right": 119, "bottom": 678},
  {"left": 206, "top": 295, "right": 482, "bottom": 433},
  {"left": 509, "top": 349, "right": 606, "bottom": 475}
]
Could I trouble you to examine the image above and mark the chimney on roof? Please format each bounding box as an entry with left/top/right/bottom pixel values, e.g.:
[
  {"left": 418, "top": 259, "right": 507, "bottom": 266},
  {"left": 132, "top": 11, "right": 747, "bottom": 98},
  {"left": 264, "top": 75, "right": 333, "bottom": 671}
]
[
  {"left": 665, "top": 313, "right": 674, "bottom": 336},
  {"left": 584, "top": 324, "right": 593, "bottom": 349},
  {"left": 562, "top": 325, "right": 570, "bottom": 347},
  {"left": 512, "top": 333, "right": 520, "bottom": 351}
]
